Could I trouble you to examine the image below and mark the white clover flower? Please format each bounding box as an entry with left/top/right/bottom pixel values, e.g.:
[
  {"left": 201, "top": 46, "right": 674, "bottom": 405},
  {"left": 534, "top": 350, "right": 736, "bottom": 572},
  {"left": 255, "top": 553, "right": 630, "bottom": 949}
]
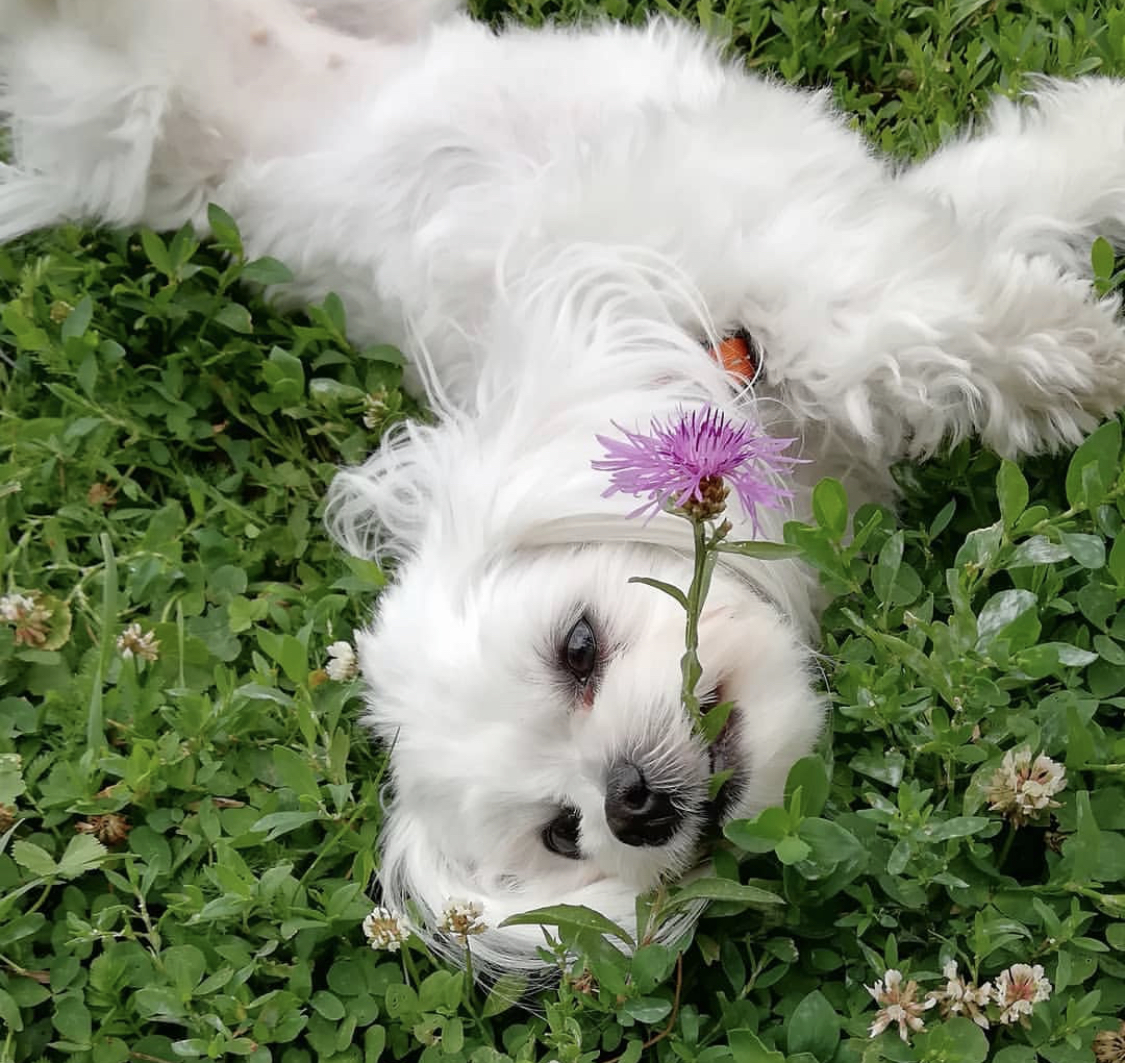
[
  {"left": 362, "top": 906, "right": 409, "bottom": 952},
  {"left": 362, "top": 390, "right": 388, "bottom": 430},
  {"left": 439, "top": 898, "right": 487, "bottom": 942},
  {"left": 0, "top": 593, "right": 35, "bottom": 622},
  {"left": 866, "top": 969, "right": 935, "bottom": 1042},
  {"left": 116, "top": 622, "right": 160, "bottom": 662},
  {"left": 325, "top": 640, "right": 358, "bottom": 681},
  {"left": 926, "top": 960, "right": 992, "bottom": 1029},
  {"left": 993, "top": 963, "right": 1051, "bottom": 1026},
  {"left": 987, "top": 748, "right": 1066, "bottom": 826}
]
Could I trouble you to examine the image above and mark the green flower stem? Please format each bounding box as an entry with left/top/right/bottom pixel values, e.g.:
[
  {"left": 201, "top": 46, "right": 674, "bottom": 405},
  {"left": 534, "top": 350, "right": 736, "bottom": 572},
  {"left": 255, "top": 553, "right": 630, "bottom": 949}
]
[
  {"left": 401, "top": 939, "right": 423, "bottom": 989},
  {"left": 679, "top": 518, "right": 735, "bottom": 741},
  {"left": 680, "top": 517, "right": 710, "bottom": 734}
]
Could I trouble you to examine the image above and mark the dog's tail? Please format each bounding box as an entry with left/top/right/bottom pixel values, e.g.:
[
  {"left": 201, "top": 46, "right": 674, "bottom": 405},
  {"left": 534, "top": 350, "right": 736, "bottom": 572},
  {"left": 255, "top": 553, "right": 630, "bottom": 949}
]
[{"left": 0, "top": 0, "right": 454, "bottom": 242}]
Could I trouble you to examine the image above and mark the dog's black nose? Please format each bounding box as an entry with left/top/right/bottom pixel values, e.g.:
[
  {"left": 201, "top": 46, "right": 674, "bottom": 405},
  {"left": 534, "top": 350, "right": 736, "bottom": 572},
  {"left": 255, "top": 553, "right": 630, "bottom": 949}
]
[{"left": 604, "top": 760, "right": 682, "bottom": 846}]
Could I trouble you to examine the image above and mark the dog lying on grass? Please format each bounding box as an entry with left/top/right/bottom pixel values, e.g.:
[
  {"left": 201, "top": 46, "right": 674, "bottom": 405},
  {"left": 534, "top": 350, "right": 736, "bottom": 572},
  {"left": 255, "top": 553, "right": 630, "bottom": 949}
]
[{"left": 3, "top": 0, "right": 1125, "bottom": 974}]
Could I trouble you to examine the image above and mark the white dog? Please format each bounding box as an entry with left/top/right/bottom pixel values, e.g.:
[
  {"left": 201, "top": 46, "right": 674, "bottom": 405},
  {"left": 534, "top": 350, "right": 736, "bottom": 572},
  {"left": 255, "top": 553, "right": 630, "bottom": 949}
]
[{"left": 3, "top": 0, "right": 1125, "bottom": 974}]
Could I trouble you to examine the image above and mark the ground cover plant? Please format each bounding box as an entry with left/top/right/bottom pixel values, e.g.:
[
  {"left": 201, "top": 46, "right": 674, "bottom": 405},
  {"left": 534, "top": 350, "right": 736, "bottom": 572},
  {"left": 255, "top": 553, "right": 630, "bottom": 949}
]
[{"left": 2, "top": 1, "right": 1125, "bottom": 1061}]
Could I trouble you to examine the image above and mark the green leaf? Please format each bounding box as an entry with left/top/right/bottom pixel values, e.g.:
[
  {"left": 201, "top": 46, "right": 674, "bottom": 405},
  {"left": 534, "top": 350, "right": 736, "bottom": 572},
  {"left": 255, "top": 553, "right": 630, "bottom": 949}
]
[
  {"left": 140, "top": 230, "right": 174, "bottom": 277},
  {"left": 620, "top": 996, "right": 671, "bottom": 1024},
  {"left": 364, "top": 1025, "right": 387, "bottom": 1063},
  {"left": 775, "top": 834, "right": 812, "bottom": 865},
  {"left": 700, "top": 700, "right": 735, "bottom": 744},
  {"left": 975, "top": 589, "right": 1040, "bottom": 651},
  {"left": 714, "top": 541, "right": 802, "bottom": 560},
  {"left": 250, "top": 810, "right": 323, "bottom": 840},
  {"left": 311, "top": 990, "right": 346, "bottom": 1020},
  {"left": 1065, "top": 419, "right": 1121, "bottom": 510},
  {"left": 665, "top": 877, "right": 784, "bottom": 909},
  {"left": 811, "top": 478, "right": 849, "bottom": 540},
  {"left": 61, "top": 295, "right": 93, "bottom": 341},
  {"left": 1071, "top": 791, "right": 1103, "bottom": 884},
  {"left": 272, "top": 747, "right": 321, "bottom": 800},
  {"left": 784, "top": 755, "right": 830, "bottom": 818},
  {"left": 797, "top": 817, "right": 867, "bottom": 866},
  {"left": 0, "top": 753, "right": 25, "bottom": 806},
  {"left": 214, "top": 303, "right": 254, "bottom": 333},
  {"left": 12, "top": 840, "right": 58, "bottom": 878},
  {"left": 310, "top": 378, "right": 367, "bottom": 406},
  {"left": 725, "top": 806, "right": 790, "bottom": 852},
  {"left": 241, "top": 257, "right": 295, "bottom": 285},
  {"left": 919, "top": 816, "right": 989, "bottom": 841},
  {"left": 1109, "top": 533, "right": 1125, "bottom": 585},
  {"left": 1006, "top": 534, "right": 1071, "bottom": 568},
  {"left": 728, "top": 1028, "right": 784, "bottom": 1063},
  {"left": 480, "top": 973, "right": 526, "bottom": 1018},
  {"left": 262, "top": 346, "right": 306, "bottom": 405},
  {"left": 52, "top": 994, "right": 92, "bottom": 1045},
  {"left": 914, "top": 1016, "right": 988, "bottom": 1063},
  {"left": 1058, "top": 531, "right": 1106, "bottom": 569},
  {"left": 786, "top": 990, "right": 840, "bottom": 1059},
  {"left": 871, "top": 530, "right": 904, "bottom": 605},
  {"left": 627, "top": 576, "right": 688, "bottom": 609},
  {"left": 499, "top": 904, "right": 634, "bottom": 944},
  {"left": 161, "top": 944, "right": 205, "bottom": 997},
  {"left": 207, "top": 203, "right": 243, "bottom": 255},
  {"left": 997, "top": 459, "right": 1029, "bottom": 526},
  {"left": 359, "top": 344, "right": 406, "bottom": 365},
  {"left": 1092, "top": 235, "right": 1116, "bottom": 280},
  {"left": 56, "top": 834, "right": 108, "bottom": 879},
  {"left": 0, "top": 988, "right": 23, "bottom": 1034}
]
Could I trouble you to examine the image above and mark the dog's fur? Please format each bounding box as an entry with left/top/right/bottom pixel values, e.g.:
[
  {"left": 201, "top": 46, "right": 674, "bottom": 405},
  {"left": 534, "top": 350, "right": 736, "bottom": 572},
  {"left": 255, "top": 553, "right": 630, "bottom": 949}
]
[{"left": 4, "top": 0, "right": 1125, "bottom": 974}]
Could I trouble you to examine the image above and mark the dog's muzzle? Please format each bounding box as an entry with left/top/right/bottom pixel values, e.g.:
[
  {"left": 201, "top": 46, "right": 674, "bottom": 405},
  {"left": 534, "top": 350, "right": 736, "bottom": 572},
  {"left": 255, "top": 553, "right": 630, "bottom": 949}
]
[{"left": 604, "top": 759, "right": 682, "bottom": 846}]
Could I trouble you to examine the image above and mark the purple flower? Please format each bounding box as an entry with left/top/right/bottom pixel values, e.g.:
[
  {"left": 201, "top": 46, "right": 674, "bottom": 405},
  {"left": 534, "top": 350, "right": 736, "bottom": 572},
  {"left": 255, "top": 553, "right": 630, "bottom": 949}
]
[{"left": 593, "top": 407, "right": 801, "bottom": 533}]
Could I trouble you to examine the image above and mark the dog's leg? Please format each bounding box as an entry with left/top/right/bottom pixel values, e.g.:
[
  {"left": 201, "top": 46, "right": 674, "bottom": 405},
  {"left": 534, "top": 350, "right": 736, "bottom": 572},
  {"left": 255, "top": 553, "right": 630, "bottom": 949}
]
[
  {"left": 0, "top": 0, "right": 408, "bottom": 240},
  {"left": 760, "top": 239, "right": 1125, "bottom": 466},
  {"left": 753, "top": 81, "right": 1125, "bottom": 467},
  {"left": 901, "top": 78, "right": 1125, "bottom": 274},
  {"left": 300, "top": 0, "right": 464, "bottom": 39}
]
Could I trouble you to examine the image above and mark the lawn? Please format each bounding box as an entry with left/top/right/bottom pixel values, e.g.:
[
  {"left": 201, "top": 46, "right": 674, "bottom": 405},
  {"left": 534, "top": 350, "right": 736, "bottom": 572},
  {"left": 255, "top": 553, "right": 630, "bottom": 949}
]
[{"left": 2, "top": 2, "right": 1125, "bottom": 1062}]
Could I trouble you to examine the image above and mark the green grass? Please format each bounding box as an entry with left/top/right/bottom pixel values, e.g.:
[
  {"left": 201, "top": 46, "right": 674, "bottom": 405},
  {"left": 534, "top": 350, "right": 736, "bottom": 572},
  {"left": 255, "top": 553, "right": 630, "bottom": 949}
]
[{"left": 3, "top": 2, "right": 1125, "bottom": 1062}]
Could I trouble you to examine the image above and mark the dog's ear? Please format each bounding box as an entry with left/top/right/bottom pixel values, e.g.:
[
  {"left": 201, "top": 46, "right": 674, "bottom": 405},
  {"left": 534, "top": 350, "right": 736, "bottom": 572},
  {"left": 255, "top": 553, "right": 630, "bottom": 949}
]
[{"left": 327, "top": 417, "right": 455, "bottom": 563}]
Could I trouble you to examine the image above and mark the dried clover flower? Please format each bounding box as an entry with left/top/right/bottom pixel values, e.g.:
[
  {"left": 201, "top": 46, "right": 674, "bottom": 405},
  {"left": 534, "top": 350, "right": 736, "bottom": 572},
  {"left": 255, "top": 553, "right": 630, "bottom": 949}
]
[
  {"left": 362, "top": 906, "right": 410, "bottom": 952},
  {"left": 866, "top": 969, "right": 935, "bottom": 1042},
  {"left": 116, "top": 622, "right": 160, "bottom": 662},
  {"left": 325, "top": 640, "right": 359, "bottom": 681},
  {"left": 987, "top": 748, "right": 1066, "bottom": 826},
  {"left": 1, "top": 592, "right": 53, "bottom": 648},
  {"left": 926, "top": 961, "right": 992, "bottom": 1029},
  {"left": 87, "top": 482, "right": 117, "bottom": 508},
  {"left": 993, "top": 963, "right": 1051, "bottom": 1026},
  {"left": 75, "top": 814, "right": 131, "bottom": 845},
  {"left": 439, "top": 898, "right": 487, "bottom": 942},
  {"left": 1094, "top": 1020, "right": 1125, "bottom": 1063}
]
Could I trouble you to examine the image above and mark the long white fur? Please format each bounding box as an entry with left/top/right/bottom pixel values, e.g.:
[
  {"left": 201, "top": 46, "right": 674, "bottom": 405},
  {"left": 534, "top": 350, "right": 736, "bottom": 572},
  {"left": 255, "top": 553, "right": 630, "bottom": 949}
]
[{"left": 4, "top": 0, "right": 1125, "bottom": 975}]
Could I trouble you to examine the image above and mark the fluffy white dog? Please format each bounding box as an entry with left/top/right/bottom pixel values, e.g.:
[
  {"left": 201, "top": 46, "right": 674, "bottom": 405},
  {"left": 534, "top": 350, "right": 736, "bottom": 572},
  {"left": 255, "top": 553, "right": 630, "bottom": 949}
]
[{"left": 4, "top": 0, "right": 1125, "bottom": 973}]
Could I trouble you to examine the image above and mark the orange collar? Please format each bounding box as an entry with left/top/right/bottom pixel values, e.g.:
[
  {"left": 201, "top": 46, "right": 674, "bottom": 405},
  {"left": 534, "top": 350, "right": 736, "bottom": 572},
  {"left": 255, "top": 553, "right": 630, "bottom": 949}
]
[{"left": 708, "top": 329, "right": 762, "bottom": 384}]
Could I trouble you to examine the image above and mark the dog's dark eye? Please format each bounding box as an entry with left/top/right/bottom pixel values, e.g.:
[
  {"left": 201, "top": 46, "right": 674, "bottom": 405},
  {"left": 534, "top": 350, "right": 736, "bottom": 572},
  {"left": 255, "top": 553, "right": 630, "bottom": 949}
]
[
  {"left": 562, "top": 616, "right": 597, "bottom": 681},
  {"left": 542, "top": 806, "right": 582, "bottom": 859}
]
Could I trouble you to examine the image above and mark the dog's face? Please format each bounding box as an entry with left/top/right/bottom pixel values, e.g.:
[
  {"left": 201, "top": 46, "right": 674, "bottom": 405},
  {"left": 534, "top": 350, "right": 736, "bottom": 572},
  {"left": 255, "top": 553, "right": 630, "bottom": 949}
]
[{"left": 358, "top": 540, "right": 823, "bottom": 967}]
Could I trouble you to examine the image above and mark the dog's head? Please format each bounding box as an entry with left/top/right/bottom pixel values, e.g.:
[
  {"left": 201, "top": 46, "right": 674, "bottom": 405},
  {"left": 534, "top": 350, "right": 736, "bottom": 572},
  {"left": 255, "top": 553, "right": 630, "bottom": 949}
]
[
  {"left": 328, "top": 252, "right": 825, "bottom": 971},
  {"left": 357, "top": 540, "right": 822, "bottom": 969}
]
